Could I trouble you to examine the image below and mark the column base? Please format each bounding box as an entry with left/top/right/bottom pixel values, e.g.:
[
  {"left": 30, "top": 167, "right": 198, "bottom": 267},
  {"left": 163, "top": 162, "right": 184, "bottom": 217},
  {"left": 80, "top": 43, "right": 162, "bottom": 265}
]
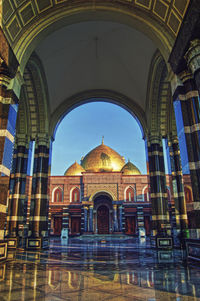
[
  {"left": 150, "top": 234, "right": 173, "bottom": 249},
  {"left": 157, "top": 250, "right": 174, "bottom": 263},
  {"left": 188, "top": 229, "right": 200, "bottom": 239},
  {"left": 0, "top": 241, "right": 7, "bottom": 261},
  {"left": 5, "top": 237, "right": 18, "bottom": 250},
  {"left": 156, "top": 236, "right": 173, "bottom": 249},
  {"left": 27, "top": 237, "right": 49, "bottom": 250},
  {"left": 185, "top": 238, "right": 200, "bottom": 261}
]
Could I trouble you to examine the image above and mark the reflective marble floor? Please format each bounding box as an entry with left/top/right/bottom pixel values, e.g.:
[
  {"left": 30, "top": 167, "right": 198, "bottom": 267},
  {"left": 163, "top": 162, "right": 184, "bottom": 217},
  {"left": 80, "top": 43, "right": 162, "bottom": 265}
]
[{"left": 0, "top": 237, "right": 200, "bottom": 300}]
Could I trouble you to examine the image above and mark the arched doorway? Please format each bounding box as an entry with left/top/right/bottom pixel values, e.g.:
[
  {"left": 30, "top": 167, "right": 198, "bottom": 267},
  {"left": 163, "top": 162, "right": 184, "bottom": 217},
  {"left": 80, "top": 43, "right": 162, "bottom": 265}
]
[
  {"left": 93, "top": 193, "right": 113, "bottom": 234},
  {"left": 97, "top": 205, "right": 109, "bottom": 234}
]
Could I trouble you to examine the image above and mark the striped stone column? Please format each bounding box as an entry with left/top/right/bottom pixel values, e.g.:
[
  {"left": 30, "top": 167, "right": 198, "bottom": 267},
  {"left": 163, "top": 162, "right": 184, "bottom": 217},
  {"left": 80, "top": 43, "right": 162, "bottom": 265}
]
[
  {"left": 119, "top": 206, "right": 123, "bottom": 232},
  {"left": 166, "top": 136, "right": 188, "bottom": 232},
  {"left": 89, "top": 206, "right": 93, "bottom": 232},
  {"left": 113, "top": 205, "right": 119, "bottom": 232},
  {"left": 0, "top": 84, "right": 18, "bottom": 254},
  {"left": 28, "top": 134, "right": 50, "bottom": 246},
  {"left": 184, "top": 39, "right": 200, "bottom": 235},
  {"left": 7, "top": 135, "right": 29, "bottom": 239},
  {"left": 173, "top": 71, "right": 200, "bottom": 234},
  {"left": 147, "top": 135, "right": 170, "bottom": 236},
  {"left": 62, "top": 206, "right": 69, "bottom": 230},
  {"left": 121, "top": 206, "right": 125, "bottom": 232},
  {"left": 81, "top": 206, "right": 85, "bottom": 233},
  {"left": 47, "top": 140, "right": 52, "bottom": 236},
  {"left": 84, "top": 206, "right": 88, "bottom": 232}
]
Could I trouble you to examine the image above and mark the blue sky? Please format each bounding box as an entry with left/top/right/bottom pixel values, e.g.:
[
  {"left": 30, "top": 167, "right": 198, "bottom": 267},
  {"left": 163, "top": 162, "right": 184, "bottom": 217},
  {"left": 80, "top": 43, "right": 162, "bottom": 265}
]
[{"left": 51, "top": 101, "right": 147, "bottom": 175}]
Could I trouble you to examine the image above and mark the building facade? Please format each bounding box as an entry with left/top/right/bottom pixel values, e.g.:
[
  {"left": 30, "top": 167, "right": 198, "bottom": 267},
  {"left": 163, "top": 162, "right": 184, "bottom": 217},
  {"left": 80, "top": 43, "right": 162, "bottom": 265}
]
[{"left": 46, "top": 141, "right": 193, "bottom": 237}]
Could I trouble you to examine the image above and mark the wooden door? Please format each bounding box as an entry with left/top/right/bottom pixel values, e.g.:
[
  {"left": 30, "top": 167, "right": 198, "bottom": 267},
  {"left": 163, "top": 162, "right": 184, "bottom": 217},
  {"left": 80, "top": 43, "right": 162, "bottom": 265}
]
[
  {"left": 97, "top": 205, "right": 109, "bottom": 234},
  {"left": 125, "top": 216, "right": 136, "bottom": 235},
  {"left": 71, "top": 217, "right": 81, "bottom": 234},
  {"left": 54, "top": 217, "right": 62, "bottom": 235}
]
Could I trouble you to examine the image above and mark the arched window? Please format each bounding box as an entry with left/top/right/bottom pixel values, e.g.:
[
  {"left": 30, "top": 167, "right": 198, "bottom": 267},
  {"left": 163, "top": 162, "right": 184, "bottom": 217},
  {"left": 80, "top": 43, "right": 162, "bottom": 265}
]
[
  {"left": 143, "top": 187, "right": 150, "bottom": 202},
  {"left": 184, "top": 186, "right": 192, "bottom": 203},
  {"left": 125, "top": 187, "right": 134, "bottom": 202},
  {"left": 53, "top": 188, "right": 63, "bottom": 203},
  {"left": 71, "top": 188, "right": 80, "bottom": 203}
]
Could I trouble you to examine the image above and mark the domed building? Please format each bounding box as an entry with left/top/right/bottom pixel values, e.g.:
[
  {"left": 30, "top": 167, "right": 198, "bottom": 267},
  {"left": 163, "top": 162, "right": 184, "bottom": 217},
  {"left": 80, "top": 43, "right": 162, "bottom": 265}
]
[
  {"left": 49, "top": 141, "right": 192, "bottom": 237},
  {"left": 81, "top": 139, "right": 126, "bottom": 172}
]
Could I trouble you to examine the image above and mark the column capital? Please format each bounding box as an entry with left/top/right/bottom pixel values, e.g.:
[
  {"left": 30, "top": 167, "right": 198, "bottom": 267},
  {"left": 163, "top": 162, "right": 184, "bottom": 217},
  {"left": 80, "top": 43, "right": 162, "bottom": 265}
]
[
  {"left": 0, "top": 85, "right": 17, "bottom": 104},
  {"left": 147, "top": 134, "right": 162, "bottom": 145},
  {"left": 168, "top": 134, "right": 179, "bottom": 145},
  {"left": 9, "top": 70, "right": 24, "bottom": 99},
  {"left": 35, "top": 134, "right": 51, "bottom": 146},
  {"left": 178, "top": 70, "right": 193, "bottom": 83},
  {"left": 168, "top": 71, "right": 183, "bottom": 96},
  {"left": 15, "top": 134, "right": 30, "bottom": 147},
  {"left": 185, "top": 39, "right": 200, "bottom": 75}
]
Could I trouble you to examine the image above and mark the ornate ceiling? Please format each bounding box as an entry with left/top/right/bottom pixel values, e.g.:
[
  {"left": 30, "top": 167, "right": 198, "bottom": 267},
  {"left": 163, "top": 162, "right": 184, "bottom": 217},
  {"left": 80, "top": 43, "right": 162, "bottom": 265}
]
[
  {"left": 3, "top": 0, "right": 190, "bottom": 47},
  {"left": 1, "top": 0, "right": 191, "bottom": 139}
]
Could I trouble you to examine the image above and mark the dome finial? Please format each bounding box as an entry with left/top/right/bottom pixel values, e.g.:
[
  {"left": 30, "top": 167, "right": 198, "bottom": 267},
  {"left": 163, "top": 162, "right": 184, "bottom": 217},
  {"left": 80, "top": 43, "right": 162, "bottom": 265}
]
[{"left": 102, "top": 136, "right": 104, "bottom": 145}]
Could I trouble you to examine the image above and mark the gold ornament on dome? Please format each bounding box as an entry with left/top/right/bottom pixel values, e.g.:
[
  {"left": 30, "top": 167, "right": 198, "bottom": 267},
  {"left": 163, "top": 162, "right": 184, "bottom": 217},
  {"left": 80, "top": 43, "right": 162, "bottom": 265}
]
[
  {"left": 64, "top": 161, "right": 85, "bottom": 176},
  {"left": 121, "top": 161, "right": 141, "bottom": 175},
  {"left": 81, "top": 140, "right": 125, "bottom": 172}
]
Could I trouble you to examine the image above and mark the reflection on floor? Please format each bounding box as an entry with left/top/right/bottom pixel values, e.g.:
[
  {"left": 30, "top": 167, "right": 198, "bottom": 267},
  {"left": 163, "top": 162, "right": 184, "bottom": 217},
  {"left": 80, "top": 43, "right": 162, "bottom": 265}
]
[{"left": 0, "top": 237, "right": 200, "bottom": 300}]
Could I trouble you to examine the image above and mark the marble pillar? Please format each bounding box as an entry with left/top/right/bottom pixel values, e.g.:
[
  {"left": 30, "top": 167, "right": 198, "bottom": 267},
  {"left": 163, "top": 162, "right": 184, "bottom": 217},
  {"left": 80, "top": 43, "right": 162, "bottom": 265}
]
[
  {"left": 119, "top": 206, "right": 123, "bottom": 232},
  {"left": 173, "top": 71, "right": 200, "bottom": 235},
  {"left": 89, "top": 206, "right": 93, "bottom": 232},
  {"left": 84, "top": 207, "right": 88, "bottom": 232},
  {"left": 28, "top": 134, "right": 50, "bottom": 248},
  {"left": 166, "top": 136, "right": 188, "bottom": 232},
  {"left": 7, "top": 135, "right": 29, "bottom": 242},
  {"left": 113, "top": 205, "right": 119, "bottom": 232},
  {"left": 147, "top": 135, "right": 170, "bottom": 236},
  {"left": 0, "top": 81, "right": 18, "bottom": 253}
]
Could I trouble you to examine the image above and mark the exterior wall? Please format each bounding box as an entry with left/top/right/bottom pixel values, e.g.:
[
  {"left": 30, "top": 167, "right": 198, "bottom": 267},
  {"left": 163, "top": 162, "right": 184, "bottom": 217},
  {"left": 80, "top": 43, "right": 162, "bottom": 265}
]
[{"left": 24, "top": 172, "right": 193, "bottom": 236}]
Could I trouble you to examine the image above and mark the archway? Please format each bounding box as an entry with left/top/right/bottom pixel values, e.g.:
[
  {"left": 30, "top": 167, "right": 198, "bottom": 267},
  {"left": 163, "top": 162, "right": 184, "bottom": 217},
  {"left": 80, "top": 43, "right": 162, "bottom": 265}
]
[
  {"left": 1, "top": 0, "right": 197, "bottom": 252},
  {"left": 93, "top": 193, "right": 113, "bottom": 235}
]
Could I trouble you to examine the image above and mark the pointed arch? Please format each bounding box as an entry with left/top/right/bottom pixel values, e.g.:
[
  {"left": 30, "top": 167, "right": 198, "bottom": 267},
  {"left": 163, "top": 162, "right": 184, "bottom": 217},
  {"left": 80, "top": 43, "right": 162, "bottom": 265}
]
[
  {"left": 52, "top": 186, "right": 63, "bottom": 203},
  {"left": 184, "top": 186, "right": 193, "bottom": 203},
  {"left": 70, "top": 187, "right": 81, "bottom": 203},
  {"left": 124, "top": 186, "right": 136, "bottom": 202},
  {"left": 142, "top": 185, "right": 150, "bottom": 202}
]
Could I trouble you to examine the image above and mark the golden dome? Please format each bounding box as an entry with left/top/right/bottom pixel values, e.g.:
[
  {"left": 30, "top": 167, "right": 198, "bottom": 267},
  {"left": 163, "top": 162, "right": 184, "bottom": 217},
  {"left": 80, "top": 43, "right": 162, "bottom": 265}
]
[
  {"left": 121, "top": 161, "right": 141, "bottom": 175},
  {"left": 81, "top": 141, "right": 125, "bottom": 172},
  {"left": 64, "top": 161, "right": 85, "bottom": 176}
]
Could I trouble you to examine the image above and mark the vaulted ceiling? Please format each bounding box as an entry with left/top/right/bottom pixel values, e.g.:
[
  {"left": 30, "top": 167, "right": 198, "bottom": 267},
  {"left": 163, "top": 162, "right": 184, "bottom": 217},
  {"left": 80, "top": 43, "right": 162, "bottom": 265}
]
[{"left": 1, "top": 0, "right": 191, "bottom": 137}]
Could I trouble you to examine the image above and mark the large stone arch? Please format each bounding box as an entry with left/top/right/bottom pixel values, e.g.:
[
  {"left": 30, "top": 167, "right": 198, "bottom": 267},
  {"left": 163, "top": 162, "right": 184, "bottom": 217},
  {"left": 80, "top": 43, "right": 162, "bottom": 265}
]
[
  {"left": 50, "top": 89, "right": 147, "bottom": 139},
  {"left": 2, "top": 0, "right": 190, "bottom": 71},
  {"left": 17, "top": 53, "right": 50, "bottom": 139},
  {"left": 146, "top": 50, "right": 171, "bottom": 137},
  {"left": 16, "top": 84, "right": 29, "bottom": 137},
  {"left": 2, "top": 1, "right": 189, "bottom": 145},
  {"left": 146, "top": 50, "right": 178, "bottom": 139}
]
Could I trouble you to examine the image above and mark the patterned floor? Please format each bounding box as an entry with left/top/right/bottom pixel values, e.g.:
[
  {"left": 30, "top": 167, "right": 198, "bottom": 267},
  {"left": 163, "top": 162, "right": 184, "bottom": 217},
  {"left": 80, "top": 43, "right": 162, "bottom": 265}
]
[{"left": 0, "top": 237, "right": 200, "bottom": 300}]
